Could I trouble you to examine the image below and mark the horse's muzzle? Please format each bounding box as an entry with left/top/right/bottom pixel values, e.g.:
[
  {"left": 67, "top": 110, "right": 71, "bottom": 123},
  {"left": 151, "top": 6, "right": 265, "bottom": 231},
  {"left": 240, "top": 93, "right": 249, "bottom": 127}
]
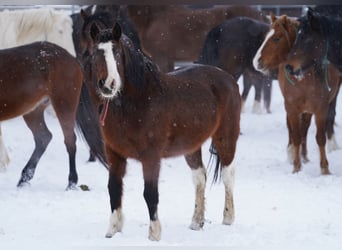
[{"left": 98, "top": 79, "right": 115, "bottom": 96}]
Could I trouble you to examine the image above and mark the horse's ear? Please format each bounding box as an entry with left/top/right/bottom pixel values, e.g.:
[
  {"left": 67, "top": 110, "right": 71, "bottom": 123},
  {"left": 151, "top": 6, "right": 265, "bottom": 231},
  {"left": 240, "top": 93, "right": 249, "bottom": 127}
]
[
  {"left": 90, "top": 23, "right": 100, "bottom": 42},
  {"left": 281, "top": 15, "right": 287, "bottom": 24},
  {"left": 307, "top": 7, "right": 321, "bottom": 30},
  {"left": 270, "top": 12, "right": 277, "bottom": 23},
  {"left": 80, "top": 9, "right": 88, "bottom": 21},
  {"left": 112, "top": 23, "right": 122, "bottom": 41}
]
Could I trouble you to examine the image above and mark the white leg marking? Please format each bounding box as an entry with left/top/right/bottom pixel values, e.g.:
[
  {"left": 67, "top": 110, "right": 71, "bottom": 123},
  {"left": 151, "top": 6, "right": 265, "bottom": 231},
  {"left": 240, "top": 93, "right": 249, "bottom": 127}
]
[
  {"left": 0, "top": 125, "right": 10, "bottom": 171},
  {"left": 253, "top": 29, "right": 275, "bottom": 73},
  {"left": 189, "top": 167, "right": 206, "bottom": 230},
  {"left": 221, "top": 164, "right": 235, "bottom": 225},
  {"left": 241, "top": 100, "right": 246, "bottom": 113},
  {"left": 287, "top": 144, "right": 295, "bottom": 163},
  {"left": 252, "top": 100, "right": 262, "bottom": 114},
  {"left": 105, "top": 208, "right": 123, "bottom": 238},
  {"left": 98, "top": 42, "right": 122, "bottom": 98},
  {"left": 148, "top": 219, "right": 161, "bottom": 241},
  {"left": 327, "top": 135, "right": 339, "bottom": 152}
]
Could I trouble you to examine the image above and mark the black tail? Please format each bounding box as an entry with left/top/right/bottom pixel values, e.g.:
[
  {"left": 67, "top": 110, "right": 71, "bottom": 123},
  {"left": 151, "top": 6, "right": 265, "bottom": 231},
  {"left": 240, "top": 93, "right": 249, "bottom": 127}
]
[
  {"left": 208, "top": 143, "right": 221, "bottom": 184},
  {"left": 197, "top": 26, "right": 221, "bottom": 66},
  {"left": 76, "top": 82, "right": 108, "bottom": 169}
]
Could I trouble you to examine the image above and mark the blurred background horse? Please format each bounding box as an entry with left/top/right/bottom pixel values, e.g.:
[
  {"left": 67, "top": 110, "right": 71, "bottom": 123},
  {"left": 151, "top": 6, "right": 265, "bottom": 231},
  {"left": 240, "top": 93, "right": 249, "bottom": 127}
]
[
  {"left": 253, "top": 13, "right": 341, "bottom": 174},
  {"left": 198, "top": 17, "right": 275, "bottom": 113},
  {"left": 0, "top": 8, "right": 76, "bottom": 178}
]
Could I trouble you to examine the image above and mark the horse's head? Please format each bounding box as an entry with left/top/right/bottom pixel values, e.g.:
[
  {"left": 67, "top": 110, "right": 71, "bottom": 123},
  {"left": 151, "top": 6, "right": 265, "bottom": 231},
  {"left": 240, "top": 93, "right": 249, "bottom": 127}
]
[
  {"left": 80, "top": 9, "right": 116, "bottom": 60},
  {"left": 253, "top": 13, "right": 299, "bottom": 74},
  {"left": 285, "top": 7, "right": 327, "bottom": 76},
  {"left": 85, "top": 22, "right": 124, "bottom": 99}
]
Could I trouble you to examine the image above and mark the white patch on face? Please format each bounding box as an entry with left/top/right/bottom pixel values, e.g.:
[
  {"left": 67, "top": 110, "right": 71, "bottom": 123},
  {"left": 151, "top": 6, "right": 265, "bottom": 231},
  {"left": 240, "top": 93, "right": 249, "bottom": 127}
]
[
  {"left": 253, "top": 28, "right": 275, "bottom": 72},
  {"left": 98, "top": 42, "right": 122, "bottom": 98}
]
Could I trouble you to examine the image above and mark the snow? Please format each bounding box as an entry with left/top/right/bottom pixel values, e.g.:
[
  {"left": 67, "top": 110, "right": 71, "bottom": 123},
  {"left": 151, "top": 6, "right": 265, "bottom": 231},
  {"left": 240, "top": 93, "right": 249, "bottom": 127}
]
[{"left": 0, "top": 79, "right": 341, "bottom": 249}]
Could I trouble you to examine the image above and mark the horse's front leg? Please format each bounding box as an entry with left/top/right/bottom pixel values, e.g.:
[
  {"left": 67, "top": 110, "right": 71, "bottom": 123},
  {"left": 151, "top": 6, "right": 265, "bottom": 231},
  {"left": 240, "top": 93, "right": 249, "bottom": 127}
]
[
  {"left": 315, "top": 112, "right": 330, "bottom": 175},
  {"left": 142, "top": 158, "right": 161, "bottom": 241},
  {"left": 286, "top": 111, "right": 301, "bottom": 173},
  {"left": 105, "top": 152, "right": 127, "bottom": 238}
]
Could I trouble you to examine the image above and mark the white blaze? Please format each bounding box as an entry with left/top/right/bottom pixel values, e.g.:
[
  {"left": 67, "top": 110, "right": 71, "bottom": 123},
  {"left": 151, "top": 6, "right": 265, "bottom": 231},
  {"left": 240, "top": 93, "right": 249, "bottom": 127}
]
[
  {"left": 253, "top": 28, "right": 275, "bottom": 72},
  {"left": 98, "top": 42, "right": 122, "bottom": 98}
]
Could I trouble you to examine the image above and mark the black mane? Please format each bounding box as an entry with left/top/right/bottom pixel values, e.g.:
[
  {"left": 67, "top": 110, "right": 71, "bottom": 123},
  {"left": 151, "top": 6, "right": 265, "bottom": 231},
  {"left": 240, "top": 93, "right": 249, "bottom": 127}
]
[{"left": 113, "top": 33, "right": 161, "bottom": 91}]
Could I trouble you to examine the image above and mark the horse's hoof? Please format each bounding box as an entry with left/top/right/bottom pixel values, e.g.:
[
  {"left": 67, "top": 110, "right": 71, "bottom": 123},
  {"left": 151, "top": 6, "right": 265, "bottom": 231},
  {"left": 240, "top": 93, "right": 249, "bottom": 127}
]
[
  {"left": 65, "top": 183, "right": 78, "bottom": 191},
  {"left": 105, "top": 233, "right": 113, "bottom": 238},
  {"left": 321, "top": 168, "right": 331, "bottom": 175},
  {"left": 148, "top": 220, "right": 161, "bottom": 241},
  {"left": 17, "top": 180, "right": 30, "bottom": 188},
  {"left": 189, "top": 221, "right": 204, "bottom": 230},
  {"left": 292, "top": 168, "right": 301, "bottom": 174},
  {"left": 302, "top": 157, "right": 310, "bottom": 164},
  {"left": 222, "top": 216, "right": 234, "bottom": 225}
]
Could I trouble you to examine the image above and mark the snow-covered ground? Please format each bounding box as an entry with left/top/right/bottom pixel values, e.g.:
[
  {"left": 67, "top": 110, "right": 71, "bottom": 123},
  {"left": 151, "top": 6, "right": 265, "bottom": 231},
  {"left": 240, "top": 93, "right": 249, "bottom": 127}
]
[{"left": 0, "top": 79, "right": 341, "bottom": 249}]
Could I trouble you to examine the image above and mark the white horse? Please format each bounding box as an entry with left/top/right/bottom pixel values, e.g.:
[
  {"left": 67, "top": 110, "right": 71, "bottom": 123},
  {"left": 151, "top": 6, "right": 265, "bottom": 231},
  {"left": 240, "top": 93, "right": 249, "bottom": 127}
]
[{"left": 0, "top": 7, "right": 76, "bottom": 170}]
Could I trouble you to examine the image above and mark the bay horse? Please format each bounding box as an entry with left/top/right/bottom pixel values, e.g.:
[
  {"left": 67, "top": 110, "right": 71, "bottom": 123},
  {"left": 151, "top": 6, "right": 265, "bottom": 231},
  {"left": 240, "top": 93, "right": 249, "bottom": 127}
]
[
  {"left": 0, "top": 41, "right": 83, "bottom": 189},
  {"left": 253, "top": 13, "right": 341, "bottom": 175},
  {"left": 77, "top": 22, "right": 241, "bottom": 241},
  {"left": 198, "top": 17, "right": 274, "bottom": 113},
  {"left": 0, "top": 7, "right": 76, "bottom": 170}
]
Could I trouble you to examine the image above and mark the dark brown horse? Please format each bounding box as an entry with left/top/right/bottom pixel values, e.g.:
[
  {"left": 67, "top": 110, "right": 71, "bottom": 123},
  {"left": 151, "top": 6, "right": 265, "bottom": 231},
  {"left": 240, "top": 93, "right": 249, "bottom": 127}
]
[
  {"left": 126, "top": 5, "right": 269, "bottom": 72},
  {"left": 0, "top": 41, "right": 83, "bottom": 189},
  {"left": 198, "top": 17, "right": 274, "bottom": 113},
  {"left": 77, "top": 23, "right": 241, "bottom": 241},
  {"left": 253, "top": 14, "right": 340, "bottom": 175}
]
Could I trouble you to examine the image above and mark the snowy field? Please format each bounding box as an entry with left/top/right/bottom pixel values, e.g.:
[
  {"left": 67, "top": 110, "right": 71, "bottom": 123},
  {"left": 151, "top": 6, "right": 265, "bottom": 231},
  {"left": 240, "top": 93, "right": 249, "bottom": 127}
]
[{"left": 0, "top": 78, "right": 341, "bottom": 249}]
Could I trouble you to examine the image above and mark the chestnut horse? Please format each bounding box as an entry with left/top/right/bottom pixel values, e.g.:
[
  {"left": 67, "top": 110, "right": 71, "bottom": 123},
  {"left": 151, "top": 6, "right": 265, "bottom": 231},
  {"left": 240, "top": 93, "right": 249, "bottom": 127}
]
[
  {"left": 198, "top": 17, "right": 274, "bottom": 113},
  {"left": 253, "top": 13, "right": 340, "bottom": 174},
  {"left": 76, "top": 23, "right": 241, "bottom": 241},
  {"left": 0, "top": 41, "right": 83, "bottom": 189}
]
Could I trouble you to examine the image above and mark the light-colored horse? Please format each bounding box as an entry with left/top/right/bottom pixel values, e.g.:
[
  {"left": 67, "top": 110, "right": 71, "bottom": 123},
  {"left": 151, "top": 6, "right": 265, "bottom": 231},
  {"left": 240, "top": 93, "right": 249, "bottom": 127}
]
[{"left": 0, "top": 7, "right": 75, "bottom": 170}]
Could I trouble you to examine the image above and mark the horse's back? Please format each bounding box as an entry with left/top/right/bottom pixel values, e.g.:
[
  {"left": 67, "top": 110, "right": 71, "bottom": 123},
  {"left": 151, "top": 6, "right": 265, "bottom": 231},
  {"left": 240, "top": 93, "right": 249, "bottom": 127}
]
[{"left": 169, "top": 64, "right": 241, "bottom": 109}]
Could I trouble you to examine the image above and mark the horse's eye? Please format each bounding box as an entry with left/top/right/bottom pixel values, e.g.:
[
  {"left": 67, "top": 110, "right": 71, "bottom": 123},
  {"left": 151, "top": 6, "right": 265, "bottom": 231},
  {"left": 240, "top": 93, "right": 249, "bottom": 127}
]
[{"left": 272, "top": 37, "right": 280, "bottom": 42}]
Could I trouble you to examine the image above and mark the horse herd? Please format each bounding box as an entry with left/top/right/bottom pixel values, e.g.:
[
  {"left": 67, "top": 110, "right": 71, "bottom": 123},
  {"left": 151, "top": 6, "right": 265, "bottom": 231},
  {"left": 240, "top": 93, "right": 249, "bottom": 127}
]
[{"left": 0, "top": 5, "right": 341, "bottom": 241}]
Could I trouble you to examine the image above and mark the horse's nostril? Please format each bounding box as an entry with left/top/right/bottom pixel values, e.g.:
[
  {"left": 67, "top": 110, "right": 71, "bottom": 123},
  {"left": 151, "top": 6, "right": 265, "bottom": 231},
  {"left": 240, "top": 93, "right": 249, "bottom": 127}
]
[
  {"left": 285, "top": 64, "right": 293, "bottom": 74},
  {"left": 98, "top": 79, "right": 105, "bottom": 88}
]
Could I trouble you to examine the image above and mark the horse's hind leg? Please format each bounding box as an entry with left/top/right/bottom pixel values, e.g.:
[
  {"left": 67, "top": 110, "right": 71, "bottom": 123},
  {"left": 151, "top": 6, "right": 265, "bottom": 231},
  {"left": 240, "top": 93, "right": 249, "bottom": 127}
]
[
  {"left": 17, "top": 107, "right": 52, "bottom": 187},
  {"left": 185, "top": 150, "right": 206, "bottom": 230},
  {"left": 262, "top": 76, "right": 273, "bottom": 113},
  {"left": 300, "top": 113, "right": 312, "bottom": 163},
  {"left": 212, "top": 113, "right": 240, "bottom": 225},
  {"left": 51, "top": 101, "right": 78, "bottom": 189},
  {"left": 326, "top": 92, "right": 339, "bottom": 152},
  {"left": 241, "top": 73, "right": 253, "bottom": 113},
  {"left": 0, "top": 124, "right": 10, "bottom": 171}
]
